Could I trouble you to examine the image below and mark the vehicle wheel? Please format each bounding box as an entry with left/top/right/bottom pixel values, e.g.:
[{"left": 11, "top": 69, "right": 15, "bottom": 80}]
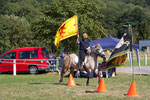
[{"left": 29, "top": 66, "right": 38, "bottom": 74}]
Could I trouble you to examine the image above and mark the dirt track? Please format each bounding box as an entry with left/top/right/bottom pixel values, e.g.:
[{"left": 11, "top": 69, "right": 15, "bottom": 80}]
[{"left": 116, "top": 66, "right": 150, "bottom": 74}]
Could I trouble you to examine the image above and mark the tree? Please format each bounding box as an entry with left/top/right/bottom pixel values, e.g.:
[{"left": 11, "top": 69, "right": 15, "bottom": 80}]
[
  {"left": 0, "top": 15, "right": 33, "bottom": 52},
  {"left": 0, "top": 0, "right": 43, "bottom": 23},
  {"left": 116, "top": 7, "right": 147, "bottom": 43},
  {"left": 0, "top": 0, "right": 150, "bottom": 53},
  {"left": 139, "top": 21, "right": 150, "bottom": 39},
  {"left": 120, "top": 0, "right": 147, "bottom": 7},
  {"left": 32, "top": 0, "right": 108, "bottom": 52}
]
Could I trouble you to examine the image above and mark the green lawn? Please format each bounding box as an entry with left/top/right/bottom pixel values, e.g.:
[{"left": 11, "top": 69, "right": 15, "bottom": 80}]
[
  {"left": 125, "top": 57, "right": 150, "bottom": 66},
  {"left": 0, "top": 72, "right": 150, "bottom": 100}
]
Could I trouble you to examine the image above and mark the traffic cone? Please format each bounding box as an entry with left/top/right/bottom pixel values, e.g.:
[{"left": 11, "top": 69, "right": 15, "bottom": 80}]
[
  {"left": 126, "top": 81, "right": 138, "bottom": 97},
  {"left": 97, "top": 78, "right": 107, "bottom": 92},
  {"left": 67, "top": 74, "right": 77, "bottom": 87}
]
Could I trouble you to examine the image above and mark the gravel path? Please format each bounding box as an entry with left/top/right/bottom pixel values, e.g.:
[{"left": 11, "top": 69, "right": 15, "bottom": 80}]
[{"left": 116, "top": 66, "right": 150, "bottom": 74}]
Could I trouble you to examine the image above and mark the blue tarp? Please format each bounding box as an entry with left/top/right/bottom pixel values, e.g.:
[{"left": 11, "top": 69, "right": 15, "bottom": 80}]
[{"left": 89, "top": 36, "right": 138, "bottom": 49}]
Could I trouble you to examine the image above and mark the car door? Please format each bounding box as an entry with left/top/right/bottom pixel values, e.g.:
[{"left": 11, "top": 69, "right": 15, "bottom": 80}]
[
  {"left": 17, "top": 51, "right": 29, "bottom": 71},
  {"left": 17, "top": 50, "right": 38, "bottom": 71},
  {"left": 0, "top": 52, "right": 16, "bottom": 72}
]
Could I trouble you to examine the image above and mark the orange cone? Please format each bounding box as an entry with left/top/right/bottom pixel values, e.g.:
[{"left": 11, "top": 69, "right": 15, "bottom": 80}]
[
  {"left": 67, "top": 74, "right": 77, "bottom": 87},
  {"left": 97, "top": 78, "right": 107, "bottom": 92},
  {"left": 126, "top": 81, "right": 138, "bottom": 97}
]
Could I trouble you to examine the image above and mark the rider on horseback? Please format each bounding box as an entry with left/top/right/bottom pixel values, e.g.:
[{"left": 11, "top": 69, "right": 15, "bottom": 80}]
[{"left": 77, "top": 33, "right": 90, "bottom": 70}]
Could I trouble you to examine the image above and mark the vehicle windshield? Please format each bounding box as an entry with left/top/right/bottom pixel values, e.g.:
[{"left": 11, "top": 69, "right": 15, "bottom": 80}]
[
  {"left": 1, "top": 52, "right": 16, "bottom": 59},
  {"left": 41, "top": 48, "right": 48, "bottom": 57}
]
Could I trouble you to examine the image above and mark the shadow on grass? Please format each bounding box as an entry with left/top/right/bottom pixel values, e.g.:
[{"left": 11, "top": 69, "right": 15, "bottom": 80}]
[
  {"left": 0, "top": 71, "right": 48, "bottom": 75},
  {"left": 133, "top": 74, "right": 150, "bottom": 76},
  {"left": 28, "top": 83, "right": 45, "bottom": 85},
  {"left": 85, "top": 90, "right": 97, "bottom": 93},
  {"left": 140, "top": 74, "right": 149, "bottom": 76},
  {"left": 124, "top": 94, "right": 141, "bottom": 97},
  {"left": 52, "top": 83, "right": 67, "bottom": 86},
  {"left": 50, "top": 83, "right": 82, "bottom": 86}
]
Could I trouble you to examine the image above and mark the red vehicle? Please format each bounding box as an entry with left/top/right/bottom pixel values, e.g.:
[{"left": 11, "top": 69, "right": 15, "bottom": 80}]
[{"left": 0, "top": 47, "right": 50, "bottom": 74}]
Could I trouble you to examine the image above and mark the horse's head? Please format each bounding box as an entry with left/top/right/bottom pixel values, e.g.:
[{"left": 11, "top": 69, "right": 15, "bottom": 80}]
[{"left": 91, "top": 44, "right": 105, "bottom": 58}]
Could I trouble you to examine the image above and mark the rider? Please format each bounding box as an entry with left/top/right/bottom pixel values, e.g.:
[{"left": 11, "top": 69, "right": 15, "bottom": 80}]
[{"left": 77, "top": 33, "right": 90, "bottom": 69}]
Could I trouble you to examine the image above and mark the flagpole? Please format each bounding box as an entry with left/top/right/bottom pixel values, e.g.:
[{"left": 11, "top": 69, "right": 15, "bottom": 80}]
[
  {"left": 128, "top": 24, "right": 134, "bottom": 81},
  {"left": 77, "top": 13, "right": 80, "bottom": 78}
]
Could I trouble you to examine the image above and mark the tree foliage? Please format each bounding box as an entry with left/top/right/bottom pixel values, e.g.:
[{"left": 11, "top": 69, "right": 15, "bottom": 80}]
[
  {"left": 0, "top": 0, "right": 150, "bottom": 53},
  {"left": 32, "top": 0, "right": 108, "bottom": 52},
  {"left": 0, "top": 15, "right": 33, "bottom": 52}
]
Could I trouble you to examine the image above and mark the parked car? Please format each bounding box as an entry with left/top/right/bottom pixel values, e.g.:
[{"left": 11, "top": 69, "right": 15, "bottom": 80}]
[{"left": 0, "top": 47, "right": 50, "bottom": 74}]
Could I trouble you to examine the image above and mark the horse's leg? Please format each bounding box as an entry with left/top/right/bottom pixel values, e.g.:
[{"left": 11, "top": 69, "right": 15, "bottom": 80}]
[
  {"left": 97, "top": 71, "right": 101, "bottom": 84},
  {"left": 84, "top": 66, "right": 91, "bottom": 86},
  {"left": 70, "top": 67, "right": 74, "bottom": 76},
  {"left": 59, "top": 67, "right": 64, "bottom": 83},
  {"left": 59, "top": 67, "right": 68, "bottom": 83}
]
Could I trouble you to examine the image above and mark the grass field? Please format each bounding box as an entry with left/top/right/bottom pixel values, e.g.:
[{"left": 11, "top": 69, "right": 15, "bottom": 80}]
[
  {"left": 125, "top": 57, "right": 150, "bottom": 66},
  {"left": 0, "top": 72, "right": 150, "bottom": 100}
]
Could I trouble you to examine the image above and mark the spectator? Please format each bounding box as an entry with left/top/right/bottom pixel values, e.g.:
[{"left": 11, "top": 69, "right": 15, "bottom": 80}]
[
  {"left": 52, "top": 50, "right": 57, "bottom": 68},
  {"left": 52, "top": 50, "right": 56, "bottom": 59},
  {"left": 59, "top": 48, "right": 68, "bottom": 73},
  {"left": 49, "top": 51, "right": 56, "bottom": 72},
  {"left": 102, "top": 57, "right": 107, "bottom": 68},
  {"left": 99, "top": 57, "right": 107, "bottom": 77}
]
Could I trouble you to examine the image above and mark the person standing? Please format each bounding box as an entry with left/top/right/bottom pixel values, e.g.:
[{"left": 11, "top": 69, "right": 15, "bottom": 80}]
[
  {"left": 52, "top": 50, "right": 57, "bottom": 66},
  {"left": 49, "top": 51, "right": 55, "bottom": 72},
  {"left": 77, "top": 33, "right": 90, "bottom": 69},
  {"left": 59, "top": 48, "right": 68, "bottom": 73}
]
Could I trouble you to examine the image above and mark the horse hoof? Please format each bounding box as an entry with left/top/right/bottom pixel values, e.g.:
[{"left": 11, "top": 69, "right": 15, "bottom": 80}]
[
  {"left": 60, "top": 82, "right": 63, "bottom": 85},
  {"left": 59, "top": 80, "right": 62, "bottom": 83},
  {"left": 86, "top": 83, "right": 89, "bottom": 86}
]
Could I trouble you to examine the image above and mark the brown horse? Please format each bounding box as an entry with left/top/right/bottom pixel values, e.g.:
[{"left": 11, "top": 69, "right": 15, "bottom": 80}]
[{"left": 59, "top": 44, "right": 105, "bottom": 86}]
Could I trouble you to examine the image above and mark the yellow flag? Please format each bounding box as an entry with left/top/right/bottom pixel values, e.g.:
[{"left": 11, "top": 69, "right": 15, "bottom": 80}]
[{"left": 54, "top": 15, "right": 78, "bottom": 47}]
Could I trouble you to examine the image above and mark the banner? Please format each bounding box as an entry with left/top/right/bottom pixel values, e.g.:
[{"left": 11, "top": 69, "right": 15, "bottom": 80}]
[
  {"left": 54, "top": 15, "right": 78, "bottom": 47},
  {"left": 105, "top": 33, "right": 130, "bottom": 70}
]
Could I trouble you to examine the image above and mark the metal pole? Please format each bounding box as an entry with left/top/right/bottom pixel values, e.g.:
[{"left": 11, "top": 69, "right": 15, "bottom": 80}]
[
  {"left": 126, "top": 24, "right": 134, "bottom": 80},
  {"left": 13, "top": 60, "right": 16, "bottom": 76},
  {"left": 129, "top": 52, "right": 133, "bottom": 74},
  {"left": 77, "top": 14, "right": 80, "bottom": 78},
  {"left": 129, "top": 24, "right": 134, "bottom": 81},
  {"left": 136, "top": 49, "right": 141, "bottom": 75}
]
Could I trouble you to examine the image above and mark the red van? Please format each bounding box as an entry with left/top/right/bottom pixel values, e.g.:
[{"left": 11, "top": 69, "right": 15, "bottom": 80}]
[{"left": 0, "top": 47, "right": 50, "bottom": 74}]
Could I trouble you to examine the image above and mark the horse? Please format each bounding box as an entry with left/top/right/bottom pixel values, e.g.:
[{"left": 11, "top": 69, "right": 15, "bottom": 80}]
[{"left": 59, "top": 44, "right": 105, "bottom": 86}]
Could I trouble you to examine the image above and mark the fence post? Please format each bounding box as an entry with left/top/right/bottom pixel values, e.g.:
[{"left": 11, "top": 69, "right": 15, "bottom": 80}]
[
  {"left": 13, "top": 59, "right": 16, "bottom": 76},
  {"left": 136, "top": 49, "right": 141, "bottom": 75},
  {"left": 129, "top": 52, "right": 133, "bottom": 73},
  {"left": 144, "top": 55, "right": 147, "bottom": 66}
]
